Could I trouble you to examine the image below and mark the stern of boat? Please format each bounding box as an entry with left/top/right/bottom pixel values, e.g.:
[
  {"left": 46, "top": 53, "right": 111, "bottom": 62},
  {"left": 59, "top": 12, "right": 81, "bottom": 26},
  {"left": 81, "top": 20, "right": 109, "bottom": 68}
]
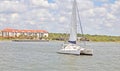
[{"left": 80, "top": 48, "right": 93, "bottom": 56}]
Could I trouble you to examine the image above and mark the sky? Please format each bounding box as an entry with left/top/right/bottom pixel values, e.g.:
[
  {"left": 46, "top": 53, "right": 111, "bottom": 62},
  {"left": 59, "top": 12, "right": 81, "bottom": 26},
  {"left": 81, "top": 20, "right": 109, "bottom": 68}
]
[{"left": 0, "top": 0, "right": 120, "bottom": 36}]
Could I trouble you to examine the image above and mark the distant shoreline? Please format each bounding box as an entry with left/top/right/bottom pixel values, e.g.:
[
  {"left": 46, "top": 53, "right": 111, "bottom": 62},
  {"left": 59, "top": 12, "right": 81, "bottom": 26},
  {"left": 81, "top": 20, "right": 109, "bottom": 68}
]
[
  {"left": 0, "top": 39, "right": 120, "bottom": 43},
  {"left": 0, "top": 33, "right": 120, "bottom": 42},
  {"left": 48, "top": 33, "right": 120, "bottom": 42}
]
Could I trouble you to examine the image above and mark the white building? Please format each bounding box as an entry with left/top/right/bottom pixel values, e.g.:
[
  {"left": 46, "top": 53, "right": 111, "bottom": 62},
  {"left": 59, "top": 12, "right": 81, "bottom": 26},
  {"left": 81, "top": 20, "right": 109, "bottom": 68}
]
[{"left": 1, "top": 28, "right": 48, "bottom": 39}]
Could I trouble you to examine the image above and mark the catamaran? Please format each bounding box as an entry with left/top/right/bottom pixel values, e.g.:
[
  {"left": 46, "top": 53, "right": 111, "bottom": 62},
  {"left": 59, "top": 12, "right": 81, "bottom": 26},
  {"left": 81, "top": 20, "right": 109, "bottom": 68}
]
[{"left": 57, "top": 0, "right": 93, "bottom": 55}]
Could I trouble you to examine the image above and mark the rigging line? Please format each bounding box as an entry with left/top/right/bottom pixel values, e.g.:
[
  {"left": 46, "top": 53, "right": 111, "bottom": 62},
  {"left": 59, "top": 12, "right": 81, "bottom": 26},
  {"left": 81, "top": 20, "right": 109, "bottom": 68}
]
[{"left": 76, "top": 0, "right": 86, "bottom": 46}]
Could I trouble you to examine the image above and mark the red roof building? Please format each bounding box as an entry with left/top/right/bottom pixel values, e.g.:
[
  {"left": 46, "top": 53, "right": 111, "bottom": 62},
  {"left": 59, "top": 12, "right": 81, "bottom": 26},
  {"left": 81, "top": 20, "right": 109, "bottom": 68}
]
[
  {"left": 1, "top": 28, "right": 48, "bottom": 38},
  {"left": 2, "top": 28, "right": 48, "bottom": 33}
]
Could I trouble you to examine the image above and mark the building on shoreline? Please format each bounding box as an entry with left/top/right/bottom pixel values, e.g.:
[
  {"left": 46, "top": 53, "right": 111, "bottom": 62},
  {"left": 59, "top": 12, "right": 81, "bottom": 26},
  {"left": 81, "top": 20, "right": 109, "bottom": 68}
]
[{"left": 0, "top": 28, "right": 48, "bottom": 39}]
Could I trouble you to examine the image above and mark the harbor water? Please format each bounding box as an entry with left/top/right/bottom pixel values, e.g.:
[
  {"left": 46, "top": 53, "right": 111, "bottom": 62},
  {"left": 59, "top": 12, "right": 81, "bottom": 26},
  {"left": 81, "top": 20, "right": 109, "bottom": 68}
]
[{"left": 0, "top": 41, "right": 120, "bottom": 71}]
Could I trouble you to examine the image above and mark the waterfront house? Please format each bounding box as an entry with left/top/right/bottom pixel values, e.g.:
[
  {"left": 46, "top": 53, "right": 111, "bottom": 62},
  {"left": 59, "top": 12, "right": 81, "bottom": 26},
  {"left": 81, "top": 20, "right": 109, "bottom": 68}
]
[{"left": 1, "top": 28, "right": 48, "bottom": 39}]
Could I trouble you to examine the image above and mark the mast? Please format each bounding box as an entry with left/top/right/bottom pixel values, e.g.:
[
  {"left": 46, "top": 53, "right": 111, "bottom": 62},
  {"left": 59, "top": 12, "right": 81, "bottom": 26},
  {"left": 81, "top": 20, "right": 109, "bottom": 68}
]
[{"left": 69, "top": 0, "right": 77, "bottom": 44}]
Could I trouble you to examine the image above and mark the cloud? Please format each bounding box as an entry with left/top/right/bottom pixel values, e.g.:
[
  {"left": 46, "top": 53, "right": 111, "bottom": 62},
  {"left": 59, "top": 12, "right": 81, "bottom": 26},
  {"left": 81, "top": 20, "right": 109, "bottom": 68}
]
[
  {"left": 29, "top": 0, "right": 58, "bottom": 10},
  {"left": 0, "top": 0, "right": 120, "bottom": 36},
  {"left": 0, "top": 0, "right": 27, "bottom": 13}
]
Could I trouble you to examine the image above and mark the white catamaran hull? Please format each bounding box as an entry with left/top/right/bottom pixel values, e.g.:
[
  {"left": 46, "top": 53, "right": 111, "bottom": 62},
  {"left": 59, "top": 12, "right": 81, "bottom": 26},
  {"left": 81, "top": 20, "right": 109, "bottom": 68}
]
[
  {"left": 57, "top": 44, "right": 93, "bottom": 55},
  {"left": 58, "top": 49, "right": 81, "bottom": 55},
  {"left": 58, "top": 48, "right": 93, "bottom": 55},
  {"left": 80, "top": 48, "right": 93, "bottom": 55}
]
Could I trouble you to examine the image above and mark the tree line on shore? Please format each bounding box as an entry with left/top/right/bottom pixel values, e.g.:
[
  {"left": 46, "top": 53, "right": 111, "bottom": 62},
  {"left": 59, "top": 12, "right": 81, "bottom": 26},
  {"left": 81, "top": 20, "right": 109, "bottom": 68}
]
[
  {"left": 0, "top": 33, "right": 120, "bottom": 42},
  {"left": 48, "top": 33, "right": 120, "bottom": 42}
]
